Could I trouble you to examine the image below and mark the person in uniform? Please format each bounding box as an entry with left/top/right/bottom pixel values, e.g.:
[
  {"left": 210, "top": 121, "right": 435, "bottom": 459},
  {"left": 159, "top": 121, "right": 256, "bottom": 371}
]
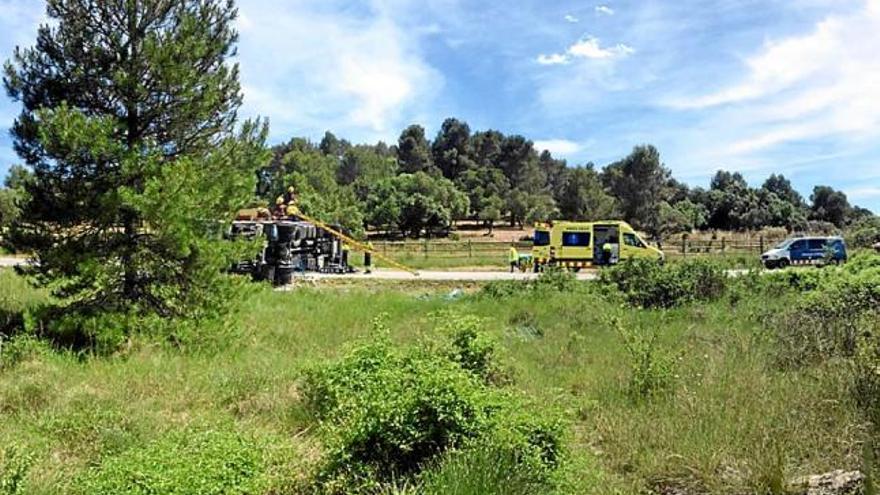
[
  {"left": 508, "top": 244, "right": 519, "bottom": 273},
  {"left": 364, "top": 241, "right": 374, "bottom": 274},
  {"left": 602, "top": 241, "right": 613, "bottom": 265},
  {"left": 273, "top": 196, "right": 286, "bottom": 218}
]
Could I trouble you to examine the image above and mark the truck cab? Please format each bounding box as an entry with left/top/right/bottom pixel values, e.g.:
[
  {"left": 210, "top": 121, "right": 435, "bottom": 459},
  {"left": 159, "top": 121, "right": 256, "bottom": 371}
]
[{"left": 532, "top": 220, "right": 663, "bottom": 270}]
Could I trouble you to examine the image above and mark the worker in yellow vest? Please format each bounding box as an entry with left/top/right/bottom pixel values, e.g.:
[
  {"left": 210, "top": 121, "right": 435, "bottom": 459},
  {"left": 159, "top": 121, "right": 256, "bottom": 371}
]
[
  {"left": 273, "top": 196, "right": 286, "bottom": 218},
  {"left": 508, "top": 244, "right": 519, "bottom": 273},
  {"left": 602, "top": 241, "right": 613, "bottom": 265},
  {"left": 341, "top": 242, "right": 350, "bottom": 268}
]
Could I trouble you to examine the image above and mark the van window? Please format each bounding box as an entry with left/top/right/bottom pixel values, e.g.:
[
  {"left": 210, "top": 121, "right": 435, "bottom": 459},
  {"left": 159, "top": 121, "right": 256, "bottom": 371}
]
[
  {"left": 562, "top": 232, "right": 591, "bottom": 247},
  {"left": 623, "top": 233, "right": 646, "bottom": 248},
  {"left": 534, "top": 230, "right": 550, "bottom": 246},
  {"left": 808, "top": 239, "right": 826, "bottom": 250},
  {"left": 789, "top": 240, "right": 806, "bottom": 250}
]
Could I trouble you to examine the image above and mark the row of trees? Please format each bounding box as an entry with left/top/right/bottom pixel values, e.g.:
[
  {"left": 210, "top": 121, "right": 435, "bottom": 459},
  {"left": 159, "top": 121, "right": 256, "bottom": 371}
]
[{"left": 254, "top": 120, "right": 875, "bottom": 238}]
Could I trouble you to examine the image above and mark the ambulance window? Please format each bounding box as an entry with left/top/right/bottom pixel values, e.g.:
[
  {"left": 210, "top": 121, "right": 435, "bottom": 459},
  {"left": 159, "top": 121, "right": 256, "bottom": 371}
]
[
  {"left": 534, "top": 231, "right": 550, "bottom": 246},
  {"left": 624, "top": 233, "right": 645, "bottom": 248},
  {"left": 562, "top": 232, "right": 591, "bottom": 246}
]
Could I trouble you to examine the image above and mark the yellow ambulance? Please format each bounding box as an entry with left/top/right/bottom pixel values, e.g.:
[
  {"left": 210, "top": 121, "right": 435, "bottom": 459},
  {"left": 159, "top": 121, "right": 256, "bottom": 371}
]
[{"left": 532, "top": 220, "right": 663, "bottom": 270}]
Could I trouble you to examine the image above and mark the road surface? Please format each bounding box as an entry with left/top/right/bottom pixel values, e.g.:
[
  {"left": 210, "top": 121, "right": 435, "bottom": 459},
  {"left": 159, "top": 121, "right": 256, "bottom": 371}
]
[
  {"left": 0, "top": 257, "right": 23, "bottom": 268},
  {"left": 0, "top": 257, "right": 751, "bottom": 282},
  {"left": 306, "top": 269, "right": 600, "bottom": 281}
]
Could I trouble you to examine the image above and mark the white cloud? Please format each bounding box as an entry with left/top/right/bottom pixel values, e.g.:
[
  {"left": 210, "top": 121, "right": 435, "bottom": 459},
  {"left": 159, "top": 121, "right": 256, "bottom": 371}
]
[
  {"left": 536, "top": 36, "right": 634, "bottom": 65},
  {"left": 568, "top": 37, "right": 633, "bottom": 59},
  {"left": 668, "top": 0, "right": 880, "bottom": 154},
  {"left": 595, "top": 5, "right": 614, "bottom": 16},
  {"left": 235, "top": 0, "right": 442, "bottom": 142},
  {"left": 536, "top": 53, "right": 570, "bottom": 65},
  {"left": 846, "top": 186, "right": 880, "bottom": 201},
  {"left": 533, "top": 139, "right": 584, "bottom": 156},
  {"left": 565, "top": 14, "right": 579, "bottom": 23}
]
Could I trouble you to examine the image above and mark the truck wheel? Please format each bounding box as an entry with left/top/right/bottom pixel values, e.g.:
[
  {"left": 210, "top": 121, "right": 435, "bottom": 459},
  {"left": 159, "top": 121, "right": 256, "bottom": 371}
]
[
  {"left": 277, "top": 269, "right": 293, "bottom": 286},
  {"left": 777, "top": 258, "right": 789, "bottom": 269},
  {"left": 262, "top": 265, "right": 276, "bottom": 285},
  {"left": 763, "top": 260, "right": 777, "bottom": 270}
]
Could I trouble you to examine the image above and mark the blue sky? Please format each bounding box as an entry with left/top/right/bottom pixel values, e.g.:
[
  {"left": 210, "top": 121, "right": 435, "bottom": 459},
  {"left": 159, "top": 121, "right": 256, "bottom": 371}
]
[{"left": 1, "top": 0, "right": 878, "bottom": 212}]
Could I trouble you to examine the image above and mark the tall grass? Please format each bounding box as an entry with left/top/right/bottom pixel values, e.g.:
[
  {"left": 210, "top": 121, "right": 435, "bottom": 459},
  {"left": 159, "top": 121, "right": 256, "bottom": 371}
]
[{"left": 0, "top": 266, "right": 872, "bottom": 493}]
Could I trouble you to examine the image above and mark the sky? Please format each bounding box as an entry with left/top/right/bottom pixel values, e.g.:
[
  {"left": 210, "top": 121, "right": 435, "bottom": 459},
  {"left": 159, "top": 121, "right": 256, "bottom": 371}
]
[{"left": 0, "top": 0, "right": 879, "bottom": 212}]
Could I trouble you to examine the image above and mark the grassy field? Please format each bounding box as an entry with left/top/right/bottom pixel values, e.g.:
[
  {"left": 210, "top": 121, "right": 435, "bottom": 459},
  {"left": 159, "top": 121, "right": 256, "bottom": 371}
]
[{"left": 0, "top": 260, "right": 876, "bottom": 494}]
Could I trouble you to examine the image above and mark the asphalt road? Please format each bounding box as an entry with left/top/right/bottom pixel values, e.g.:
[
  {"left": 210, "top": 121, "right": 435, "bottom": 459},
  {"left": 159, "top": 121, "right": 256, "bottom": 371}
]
[
  {"left": 0, "top": 257, "right": 23, "bottom": 268},
  {"left": 308, "top": 269, "right": 600, "bottom": 281},
  {"left": 0, "top": 257, "right": 751, "bottom": 282}
]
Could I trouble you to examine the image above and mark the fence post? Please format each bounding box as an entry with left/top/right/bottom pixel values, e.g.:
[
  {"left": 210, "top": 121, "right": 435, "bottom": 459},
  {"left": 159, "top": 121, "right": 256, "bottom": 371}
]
[
  {"left": 468, "top": 240, "right": 473, "bottom": 258},
  {"left": 721, "top": 237, "right": 726, "bottom": 253},
  {"left": 759, "top": 235, "right": 764, "bottom": 254},
  {"left": 423, "top": 238, "right": 429, "bottom": 259},
  {"left": 681, "top": 234, "right": 688, "bottom": 257}
]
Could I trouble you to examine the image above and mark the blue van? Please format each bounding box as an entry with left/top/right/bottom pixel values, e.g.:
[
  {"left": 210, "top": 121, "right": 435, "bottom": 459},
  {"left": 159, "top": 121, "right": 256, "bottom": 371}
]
[{"left": 761, "top": 236, "right": 847, "bottom": 269}]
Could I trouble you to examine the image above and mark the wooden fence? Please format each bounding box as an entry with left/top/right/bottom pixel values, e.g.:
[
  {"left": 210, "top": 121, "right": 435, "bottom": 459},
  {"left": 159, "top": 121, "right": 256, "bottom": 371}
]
[
  {"left": 371, "top": 240, "right": 531, "bottom": 260},
  {"left": 372, "top": 235, "right": 787, "bottom": 262}
]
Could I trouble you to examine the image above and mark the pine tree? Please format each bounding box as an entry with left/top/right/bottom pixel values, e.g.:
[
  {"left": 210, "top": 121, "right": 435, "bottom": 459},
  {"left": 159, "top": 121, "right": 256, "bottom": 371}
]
[{"left": 4, "top": 0, "right": 269, "bottom": 318}]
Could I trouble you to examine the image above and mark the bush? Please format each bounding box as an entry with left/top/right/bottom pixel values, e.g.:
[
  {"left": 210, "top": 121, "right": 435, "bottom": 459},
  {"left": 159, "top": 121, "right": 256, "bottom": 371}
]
[
  {"left": 73, "top": 429, "right": 269, "bottom": 495},
  {"left": 854, "top": 320, "right": 880, "bottom": 428},
  {"left": 301, "top": 317, "right": 563, "bottom": 493},
  {"left": 0, "top": 445, "right": 33, "bottom": 495},
  {"left": 480, "top": 267, "right": 580, "bottom": 299},
  {"left": 846, "top": 216, "right": 880, "bottom": 249},
  {"left": 435, "top": 313, "right": 500, "bottom": 383},
  {"left": 758, "top": 268, "right": 830, "bottom": 294},
  {"left": 773, "top": 257, "right": 880, "bottom": 368},
  {"left": 0, "top": 335, "right": 49, "bottom": 370},
  {"left": 614, "top": 318, "right": 676, "bottom": 399},
  {"left": 600, "top": 258, "right": 727, "bottom": 308}
]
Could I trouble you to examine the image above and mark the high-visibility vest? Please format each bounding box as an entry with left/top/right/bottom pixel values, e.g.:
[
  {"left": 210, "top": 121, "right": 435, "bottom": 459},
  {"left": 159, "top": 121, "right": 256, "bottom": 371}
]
[
  {"left": 602, "top": 242, "right": 613, "bottom": 252},
  {"left": 509, "top": 247, "right": 518, "bottom": 262}
]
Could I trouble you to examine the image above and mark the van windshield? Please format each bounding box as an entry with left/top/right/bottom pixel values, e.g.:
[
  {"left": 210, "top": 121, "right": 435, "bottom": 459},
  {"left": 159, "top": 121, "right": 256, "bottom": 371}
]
[
  {"left": 534, "top": 230, "right": 550, "bottom": 246},
  {"left": 774, "top": 239, "right": 794, "bottom": 249}
]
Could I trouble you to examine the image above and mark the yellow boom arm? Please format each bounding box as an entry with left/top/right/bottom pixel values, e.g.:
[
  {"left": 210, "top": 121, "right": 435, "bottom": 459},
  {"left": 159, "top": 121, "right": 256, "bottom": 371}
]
[{"left": 290, "top": 208, "right": 419, "bottom": 276}]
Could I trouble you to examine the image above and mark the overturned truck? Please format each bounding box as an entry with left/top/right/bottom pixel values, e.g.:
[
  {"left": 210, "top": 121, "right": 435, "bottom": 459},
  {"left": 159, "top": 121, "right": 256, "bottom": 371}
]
[{"left": 228, "top": 219, "right": 354, "bottom": 286}]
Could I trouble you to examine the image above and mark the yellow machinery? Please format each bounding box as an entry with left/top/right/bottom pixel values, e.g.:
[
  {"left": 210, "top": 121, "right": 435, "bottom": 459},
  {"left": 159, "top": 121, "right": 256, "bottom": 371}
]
[
  {"left": 288, "top": 206, "right": 419, "bottom": 276},
  {"left": 532, "top": 220, "right": 663, "bottom": 270}
]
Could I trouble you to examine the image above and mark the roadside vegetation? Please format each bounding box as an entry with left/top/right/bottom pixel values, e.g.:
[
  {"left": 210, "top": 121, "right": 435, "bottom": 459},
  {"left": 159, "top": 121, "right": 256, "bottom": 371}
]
[
  {"left": 0, "top": 1, "right": 878, "bottom": 494},
  {"left": 2, "top": 252, "right": 879, "bottom": 493}
]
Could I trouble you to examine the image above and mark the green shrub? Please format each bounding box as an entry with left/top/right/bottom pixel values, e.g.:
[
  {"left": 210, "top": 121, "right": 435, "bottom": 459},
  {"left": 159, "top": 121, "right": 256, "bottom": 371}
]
[
  {"left": 302, "top": 317, "right": 563, "bottom": 493},
  {"left": 0, "top": 335, "right": 49, "bottom": 370},
  {"left": 432, "top": 312, "right": 505, "bottom": 384},
  {"left": 760, "top": 269, "right": 829, "bottom": 293},
  {"left": 846, "top": 217, "right": 880, "bottom": 249},
  {"left": 531, "top": 267, "right": 579, "bottom": 292},
  {"left": 773, "top": 259, "right": 880, "bottom": 368},
  {"left": 600, "top": 258, "right": 727, "bottom": 308},
  {"left": 854, "top": 320, "right": 880, "bottom": 428},
  {"left": 479, "top": 267, "right": 580, "bottom": 299},
  {"left": 843, "top": 250, "right": 880, "bottom": 274},
  {"left": 74, "top": 429, "right": 269, "bottom": 495},
  {"left": 614, "top": 318, "right": 676, "bottom": 399},
  {"left": 0, "top": 445, "right": 33, "bottom": 495}
]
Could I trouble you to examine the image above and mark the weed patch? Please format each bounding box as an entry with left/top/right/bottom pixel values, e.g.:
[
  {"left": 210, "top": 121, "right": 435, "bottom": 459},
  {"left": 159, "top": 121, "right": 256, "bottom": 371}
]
[
  {"left": 73, "top": 428, "right": 271, "bottom": 495},
  {"left": 479, "top": 267, "right": 582, "bottom": 299},
  {"left": 301, "top": 316, "right": 563, "bottom": 493},
  {"left": 599, "top": 258, "right": 727, "bottom": 308}
]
